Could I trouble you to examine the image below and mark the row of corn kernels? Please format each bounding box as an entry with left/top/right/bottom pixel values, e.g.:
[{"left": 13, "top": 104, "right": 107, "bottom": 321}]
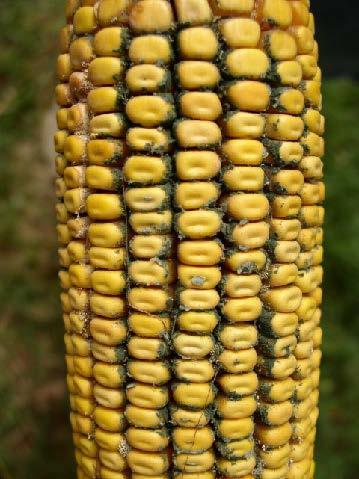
[
  {"left": 57, "top": 2, "right": 132, "bottom": 478},
  {"left": 172, "top": 7, "right": 222, "bottom": 478},
  {"left": 123, "top": 1, "right": 175, "bottom": 477},
  {"left": 56, "top": 10, "right": 98, "bottom": 476},
  {"left": 289, "top": 8, "right": 324, "bottom": 476},
  {"left": 215, "top": 7, "right": 266, "bottom": 479}
]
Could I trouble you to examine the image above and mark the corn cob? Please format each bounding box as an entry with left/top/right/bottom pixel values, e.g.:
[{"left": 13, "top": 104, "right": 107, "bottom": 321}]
[{"left": 56, "top": 1, "right": 324, "bottom": 478}]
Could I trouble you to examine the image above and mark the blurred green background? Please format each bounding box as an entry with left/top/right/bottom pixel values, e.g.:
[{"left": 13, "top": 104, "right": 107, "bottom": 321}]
[{"left": 0, "top": 1, "right": 358, "bottom": 478}]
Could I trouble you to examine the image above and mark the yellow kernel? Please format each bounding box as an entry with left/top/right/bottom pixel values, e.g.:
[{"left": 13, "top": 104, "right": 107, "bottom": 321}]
[
  {"left": 180, "top": 91, "right": 222, "bottom": 121},
  {"left": 97, "top": 0, "right": 130, "bottom": 26},
  {"left": 262, "top": 30, "right": 297, "bottom": 60},
  {"left": 88, "top": 57, "right": 123, "bottom": 85},
  {"left": 177, "top": 61, "right": 220, "bottom": 90},
  {"left": 222, "top": 139, "right": 265, "bottom": 166},
  {"left": 175, "top": 119, "right": 221, "bottom": 148},
  {"left": 129, "top": 0, "right": 174, "bottom": 33},
  {"left": 178, "top": 27, "right": 218, "bottom": 60},
  {"left": 222, "top": 297, "right": 262, "bottom": 322},
  {"left": 127, "top": 128, "right": 171, "bottom": 152},
  {"left": 55, "top": 84, "right": 73, "bottom": 107},
  {"left": 73, "top": 7, "right": 97, "bottom": 34},
  {"left": 89, "top": 222, "right": 125, "bottom": 247},
  {"left": 126, "top": 64, "right": 168, "bottom": 93},
  {"left": 91, "top": 270, "right": 126, "bottom": 295},
  {"left": 126, "top": 95, "right": 174, "bottom": 127},
  {"left": 94, "top": 27, "right": 127, "bottom": 57},
  {"left": 220, "top": 18, "right": 260, "bottom": 48},
  {"left": 67, "top": 103, "right": 88, "bottom": 132},
  {"left": 178, "top": 240, "right": 223, "bottom": 267},
  {"left": 225, "top": 112, "right": 265, "bottom": 139},
  {"left": 212, "top": 0, "right": 254, "bottom": 15},
  {"left": 225, "top": 49, "right": 269, "bottom": 79},
  {"left": 260, "top": 0, "right": 293, "bottom": 27},
  {"left": 176, "top": 210, "right": 221, "bottom": 239},
  {"left": 129, "top": 34, "right": 172, "bottom": 64},
  {"left": 265, "top": 114, "right": 304, "bottom": 141},
  {"left": 176, "top": 151, "right": 220, "bottom": 180},
  {"left": 175, "top": 0, "right": 212, "bottom": 25},
  {"left": 88, "top": 87, "right": 118, "bottom": 114},
  {"left": 175, "top": 182, "right": 219, "bottom": 210},
  {"left": 87, "top": 193, "right": 123, "bottom": 220},
  {"left": 70, "top": 37, "right": 94, "bottom": 70},
  {"left": 227, "top": 81, "right": 270, "bottom": 112}
]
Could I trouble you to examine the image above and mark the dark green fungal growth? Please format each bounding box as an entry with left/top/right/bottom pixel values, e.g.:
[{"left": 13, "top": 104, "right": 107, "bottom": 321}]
[{"left": 115, "top": 346, "right": 127, "bottom": 364}]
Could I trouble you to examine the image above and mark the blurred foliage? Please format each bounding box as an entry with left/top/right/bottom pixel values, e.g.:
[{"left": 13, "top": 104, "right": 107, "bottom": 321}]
[
  {"left": 316, "top": 80, "right": 359, "bottom": 479},
  {"left": 0, "top": 1, "right": 358, "bottom": 478},
  {"left": 0, "top": 1, "right": 75, "bottom": 478}
]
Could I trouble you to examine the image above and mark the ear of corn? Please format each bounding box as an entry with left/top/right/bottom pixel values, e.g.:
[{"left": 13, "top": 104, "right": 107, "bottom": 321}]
[{"left": 56, "top": 1, "right": 323, "bottom": 477}]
